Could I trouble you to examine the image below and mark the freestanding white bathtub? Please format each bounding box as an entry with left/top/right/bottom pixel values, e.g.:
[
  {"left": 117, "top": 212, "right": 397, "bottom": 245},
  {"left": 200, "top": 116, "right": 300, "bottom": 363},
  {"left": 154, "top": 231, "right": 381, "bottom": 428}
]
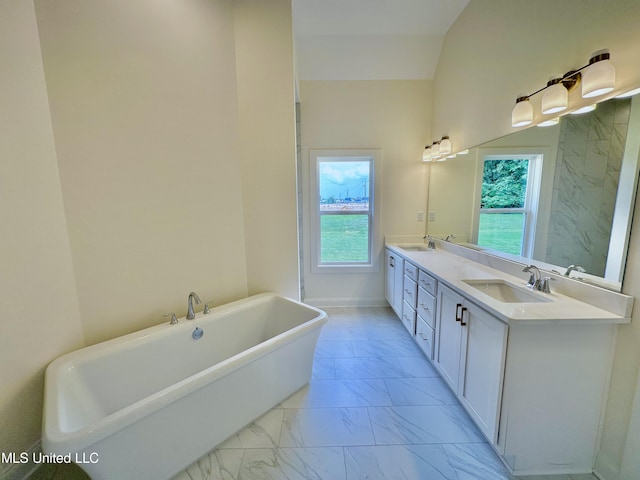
[{"left": 42, "top": 293, "right": 327, "bottom": 479}]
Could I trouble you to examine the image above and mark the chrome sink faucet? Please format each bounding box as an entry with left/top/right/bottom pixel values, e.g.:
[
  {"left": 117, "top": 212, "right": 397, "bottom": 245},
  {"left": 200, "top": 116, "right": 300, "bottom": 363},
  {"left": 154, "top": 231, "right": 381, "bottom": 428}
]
[
  {"left": 423, "top": 235, "right": 436, "bottom": 249},
  {"left": 522, "top": 265, "right": 541, "bottom": 290},
  {"left": 187, "top": 291, "right": 201, "bottom": 320},
  {"left": 565, "top": 264, "right": 586, "bottom": 276}
]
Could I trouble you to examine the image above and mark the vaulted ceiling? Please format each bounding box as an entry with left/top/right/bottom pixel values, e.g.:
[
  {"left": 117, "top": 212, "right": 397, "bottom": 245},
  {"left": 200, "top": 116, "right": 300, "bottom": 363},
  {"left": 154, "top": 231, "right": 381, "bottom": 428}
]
[{"left": 292, "top": 0, "right": 470, "bottom": 81}]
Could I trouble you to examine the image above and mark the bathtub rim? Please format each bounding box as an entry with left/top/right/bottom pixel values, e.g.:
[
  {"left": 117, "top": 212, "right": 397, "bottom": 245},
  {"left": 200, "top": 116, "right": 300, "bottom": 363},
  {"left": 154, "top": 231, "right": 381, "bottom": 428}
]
[{"left": 42, "top": 293, "right": 327, "bottom": 454}]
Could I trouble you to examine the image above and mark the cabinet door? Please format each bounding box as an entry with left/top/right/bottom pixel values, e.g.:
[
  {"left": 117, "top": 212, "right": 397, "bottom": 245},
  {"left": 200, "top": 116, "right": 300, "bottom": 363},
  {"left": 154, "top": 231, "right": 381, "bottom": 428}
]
[
  {"left": 434, "top": 284, "right": 464, "bottom": 391},
  {"left": 458, "top": 303, "right": 507, "bottom": 444}
]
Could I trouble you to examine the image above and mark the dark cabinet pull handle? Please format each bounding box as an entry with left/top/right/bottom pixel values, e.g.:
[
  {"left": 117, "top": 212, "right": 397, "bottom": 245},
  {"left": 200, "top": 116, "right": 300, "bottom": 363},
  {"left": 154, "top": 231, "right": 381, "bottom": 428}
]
[
  {"left": 390, "top": 256, "right": 395, "bottom": 267},
  {"left": 455, "top": 303, "right": 462, "bottom": 322},
  {"left": 460, "top": 307, "right": 468, "bottom": 326}
]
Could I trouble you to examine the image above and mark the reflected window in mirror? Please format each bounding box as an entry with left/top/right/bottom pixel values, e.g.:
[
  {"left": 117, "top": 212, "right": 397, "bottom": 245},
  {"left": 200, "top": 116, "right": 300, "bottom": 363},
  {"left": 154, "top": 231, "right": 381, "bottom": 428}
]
[{"left": 477, "top": 155, "right": 542, "bottom": 256}]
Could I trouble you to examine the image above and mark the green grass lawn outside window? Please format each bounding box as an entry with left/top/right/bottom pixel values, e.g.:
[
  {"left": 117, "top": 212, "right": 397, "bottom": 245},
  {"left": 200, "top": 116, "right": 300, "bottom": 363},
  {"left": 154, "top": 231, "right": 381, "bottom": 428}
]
[
  {"left": 477, "top": 213, "right": 524, "bottom": 256},
  {"left": 320, "top": 215, "right": 369, "bottom": 263}
]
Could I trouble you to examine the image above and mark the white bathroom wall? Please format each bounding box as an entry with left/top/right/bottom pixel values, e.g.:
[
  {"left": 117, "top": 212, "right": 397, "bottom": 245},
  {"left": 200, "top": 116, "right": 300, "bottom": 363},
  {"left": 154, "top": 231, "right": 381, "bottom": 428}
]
[
  {"left": 300, "top": 80, "right": 432, "bottom": 305},
  {"left": 34, "top": 0, "right": 250, "bottom": 345},
  {"left": 234, "top": 0, "right": 300, "bottom": 300},
  {"left": 0, "top": 0, "right": 84, "bottom": 469},
  {"left": 433, "top": 1, "right": 640, "bottom": 478}
]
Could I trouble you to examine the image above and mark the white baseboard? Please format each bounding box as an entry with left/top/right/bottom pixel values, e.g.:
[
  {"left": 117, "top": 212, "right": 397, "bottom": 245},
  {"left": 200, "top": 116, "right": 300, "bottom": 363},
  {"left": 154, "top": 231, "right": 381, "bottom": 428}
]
[
  {"left": 303, "top": 297, "right": 388, "bottom": 308},
  {"left": 1, "top": 440, "right": 41, "bottom": 480}
]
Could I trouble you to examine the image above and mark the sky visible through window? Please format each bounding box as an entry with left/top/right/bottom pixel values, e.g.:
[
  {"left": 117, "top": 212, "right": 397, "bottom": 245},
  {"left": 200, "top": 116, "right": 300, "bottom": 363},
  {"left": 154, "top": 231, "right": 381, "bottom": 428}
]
[{"left": 319, "top": 160, "right": 370, "bottom": 210}]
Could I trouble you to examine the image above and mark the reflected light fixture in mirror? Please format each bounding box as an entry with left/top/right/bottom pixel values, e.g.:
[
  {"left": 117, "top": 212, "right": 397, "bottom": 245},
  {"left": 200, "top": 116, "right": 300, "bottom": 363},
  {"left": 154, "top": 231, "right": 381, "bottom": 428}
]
[
  {"left": 571, "top": 104, "right": 597, "bottom": 114},
  {"left": 431, "top": 141, "right": 441, "bottom": 159},
  {"left": 422, "top": 145, "right": 432, "bottom": 162},
  {"left": 439, "top": 136, "right": 452, "bottom": 155},
  {"left": 537, "top": 117, "right": 560, "bottom": 127},
  {"left": 616, "top": 87, "right": 640, "bottom": 98}
]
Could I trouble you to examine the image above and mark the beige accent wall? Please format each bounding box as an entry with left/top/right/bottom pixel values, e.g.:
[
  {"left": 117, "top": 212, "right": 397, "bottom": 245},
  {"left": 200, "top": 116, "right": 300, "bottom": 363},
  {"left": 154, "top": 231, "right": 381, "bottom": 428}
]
[
  {"left": 234, "top": 0, "right": 300, "bottom": 300},
  {"left": 433, "top": 1, "right": 640, "bottom": 478},
  {"left": 0, "top": 0, "right": 84, "bottom": 464},
  {"left": 300, "top": 80, "right": 432, "bottom": 305},
  {"left": 34, "top": 0, "right": 250, "bottom": 345}
]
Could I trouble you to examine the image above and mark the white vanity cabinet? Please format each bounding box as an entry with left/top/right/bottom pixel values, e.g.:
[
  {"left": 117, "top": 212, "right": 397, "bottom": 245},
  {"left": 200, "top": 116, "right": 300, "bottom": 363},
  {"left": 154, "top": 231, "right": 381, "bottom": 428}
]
[
  {"left": 401, "top": 262, "right": 418, "bottom": 335},
  {"left": 435, "top": 283, "right": 507, "bottom": 444},
  {"left": 384, "top": 248, "right": 404, "bottom": 317},
  {"left": 384, "top": 243, "right": 630, "bottom": 476}
]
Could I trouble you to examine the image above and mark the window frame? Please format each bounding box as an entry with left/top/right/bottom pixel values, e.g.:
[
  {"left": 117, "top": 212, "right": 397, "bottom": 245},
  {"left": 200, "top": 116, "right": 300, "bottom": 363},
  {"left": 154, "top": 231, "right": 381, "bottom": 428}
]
[{"left": 309, "top": 149, "right": 381, "bottom": 274}]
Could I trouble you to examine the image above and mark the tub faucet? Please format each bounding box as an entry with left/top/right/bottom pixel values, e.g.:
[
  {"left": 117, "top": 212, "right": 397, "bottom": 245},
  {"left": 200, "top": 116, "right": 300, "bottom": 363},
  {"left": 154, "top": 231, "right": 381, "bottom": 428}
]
[{"left": 187, "top": 291, "right": 201, "bottom": 320}]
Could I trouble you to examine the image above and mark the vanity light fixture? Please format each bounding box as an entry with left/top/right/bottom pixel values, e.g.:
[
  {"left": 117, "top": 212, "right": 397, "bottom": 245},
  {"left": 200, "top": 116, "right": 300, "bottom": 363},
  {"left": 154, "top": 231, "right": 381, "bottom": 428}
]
[
  {"left": 511, "top": 52, "right": 615, "bottom": 127},
  {"left": 447, "top": 153, "right": 457, "bottom": 159},
  {"left": 422, "top": 145, "right": 432, "bottom": 162},
  {"left": 439, "top": 136, "right": 452, "bottom": 155},
  {"left": 458, "top": 149, "right": 469, "bottom": 155},
  {"left": 431, "top": 141, "right": 441, "bottom": 159}
]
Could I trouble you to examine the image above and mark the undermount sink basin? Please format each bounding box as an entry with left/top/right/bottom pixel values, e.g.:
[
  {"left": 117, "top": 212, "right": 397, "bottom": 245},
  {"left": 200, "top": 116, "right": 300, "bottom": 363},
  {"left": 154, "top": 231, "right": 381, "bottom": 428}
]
[
  {"left": 462, "top": 279, "right": 552, "bottom": 303},
  {"left": 398, "top": 244, "right": 432, "bottom": 252}
]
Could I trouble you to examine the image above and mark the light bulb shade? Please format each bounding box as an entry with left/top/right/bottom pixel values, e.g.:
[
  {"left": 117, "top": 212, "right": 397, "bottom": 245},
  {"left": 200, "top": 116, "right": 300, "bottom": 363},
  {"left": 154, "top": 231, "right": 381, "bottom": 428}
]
[
  {"left": 542, "top": 80, "right": 568, "bottom": 114},
  {"left": 431, "top": 142, "right": 440, "bottom": 158},
  {"left": 422, "top": 147, "right": 432, "bottom": 162},
  {"left": 582, "top": 54, "right": 615, "bottom": 98},
  {"left": 439, "top": 136, "right": 452, "bottom": 155},
  {"left": 571, "top": 104, "right": 596, "bottom": 115},
  {"left": 512, "top": 97, "right": 533, "bottom": 127},
  {"left": 537, "top": 117, "right": 559, "bottom": 127}
]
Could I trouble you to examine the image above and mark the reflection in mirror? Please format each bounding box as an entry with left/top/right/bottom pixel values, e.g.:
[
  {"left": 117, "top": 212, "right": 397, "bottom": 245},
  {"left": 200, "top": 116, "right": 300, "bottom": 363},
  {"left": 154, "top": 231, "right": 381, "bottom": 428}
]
[{"left": 427, "top": 94, "right": 640, "bottom": 292}]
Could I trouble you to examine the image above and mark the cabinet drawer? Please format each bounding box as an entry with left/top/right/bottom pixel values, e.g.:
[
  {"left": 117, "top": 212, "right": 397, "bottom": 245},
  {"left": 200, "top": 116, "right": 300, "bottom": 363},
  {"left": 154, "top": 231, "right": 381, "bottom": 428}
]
[
  {"left": 418, "top": 270, "right": 437, "bottom": 295},
  {"left": 403, "top": 262, "right": 418, "bottom": 281},
  {"left": 416, "top": 316, "right": 434, "bottom": 360},
  {"left": 403, "top": 276, "right": 418, "bottom": 307},
  {"left": 417, "top": 287, "right": 436, "bottom": 329},
  {"left": 402, "top": 301, "right": 416, "bottom": 335}
]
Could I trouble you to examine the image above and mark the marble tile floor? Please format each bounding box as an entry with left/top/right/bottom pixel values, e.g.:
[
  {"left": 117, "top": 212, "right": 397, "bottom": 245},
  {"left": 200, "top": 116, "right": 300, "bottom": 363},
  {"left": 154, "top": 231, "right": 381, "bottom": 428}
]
[{"left": 29, "top": 307, "right": 599, "bottom": 480}]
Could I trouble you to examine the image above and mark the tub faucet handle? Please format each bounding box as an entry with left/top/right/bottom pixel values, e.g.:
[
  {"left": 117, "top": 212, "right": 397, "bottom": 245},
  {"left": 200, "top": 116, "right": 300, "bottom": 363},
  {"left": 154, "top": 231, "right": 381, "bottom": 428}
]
[
  {"left": 203, "top": 302, "right": 212, "bottom": 314},
  {"left": 164, "top": 313, "right": 179, "bottom": 325}
]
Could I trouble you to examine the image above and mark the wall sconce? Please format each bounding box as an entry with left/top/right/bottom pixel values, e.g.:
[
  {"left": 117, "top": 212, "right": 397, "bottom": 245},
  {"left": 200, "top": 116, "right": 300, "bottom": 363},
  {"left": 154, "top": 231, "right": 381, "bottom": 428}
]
[{"left": 511, "top": 52, "right": 615, "bottom": 127}]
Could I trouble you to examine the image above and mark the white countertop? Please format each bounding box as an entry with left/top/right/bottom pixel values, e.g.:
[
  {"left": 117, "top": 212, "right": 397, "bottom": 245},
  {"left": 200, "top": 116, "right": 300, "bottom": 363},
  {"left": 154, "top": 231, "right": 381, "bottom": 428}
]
[{"left": 386, "top": 243, "right": 631, "bottom": 325}]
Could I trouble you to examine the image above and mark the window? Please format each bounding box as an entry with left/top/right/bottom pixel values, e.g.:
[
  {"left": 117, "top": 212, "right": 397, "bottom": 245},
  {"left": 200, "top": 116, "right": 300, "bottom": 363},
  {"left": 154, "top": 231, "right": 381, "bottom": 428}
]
[
  {"left": 310, "top": 150, "right": 380, "bottom": 273},
  {"left": 476, "top": 153, "right": 543, "bottom": 257}
]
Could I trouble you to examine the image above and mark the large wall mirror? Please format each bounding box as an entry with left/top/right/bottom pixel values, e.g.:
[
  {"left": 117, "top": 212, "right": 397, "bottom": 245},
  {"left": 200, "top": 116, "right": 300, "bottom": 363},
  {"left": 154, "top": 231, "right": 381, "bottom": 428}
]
[{"left": 427, "top": 92, "right": 640, "bottom": 292}]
